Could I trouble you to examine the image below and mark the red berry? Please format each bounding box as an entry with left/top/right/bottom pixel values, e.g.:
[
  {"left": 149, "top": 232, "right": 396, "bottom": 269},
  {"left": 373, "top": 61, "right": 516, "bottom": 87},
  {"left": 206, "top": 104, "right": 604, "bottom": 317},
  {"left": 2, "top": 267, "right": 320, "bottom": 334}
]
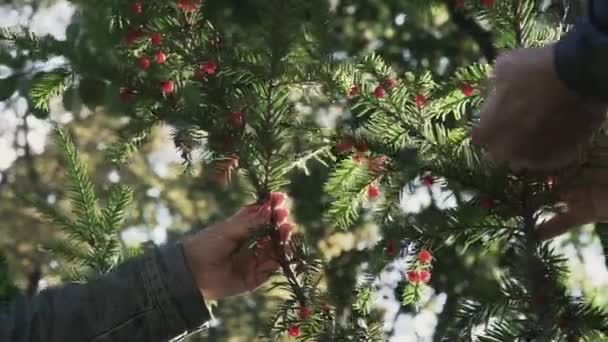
[
  {"left": 270, "top": 192, "right": 286, "bottom": 208},
  {"left": 482, "top": 0, "right": 494, "bottom": 7},
  {"left": 385, "top": 78, "right": 398, "bottom": 90},
  {"left": 407, "top": 271, "right": 421, "bottom": 283},
  {"left": 368, "top": 184, "right": 380, "bottom": 199},
  {"left": 418, "top": 249, "right": 432, "bottom": 264},
  {"left": 419, "top": 270, "right": 431, "bottom": 283},
  {"left": 386, "top": 240, "right": 399, "bottom": 257},
  {"left": 150, "top": 32, "right": 162, "bottom": 46},
  {"left": 155, "top": 51, "right": 167, "bottom": 64},
  {"left": 119, "top": 88, "right": 134, "bottom": 102},
  {"left": 322, "top": 303, "right": 332, "bottom": 313},
  {"left": 348, "top": 85, "right": 360, "bottom": 97},
  {"left": 228, "top": 111, "right": 244, "bottom": 128},
  {"left": 480, "top": 196, "right": 495, "bottom": 210},
  {"left": 288, "top": 324, "right": 300, "bottom": 337},
  {"left": 415, "top": 94, "right": 427, "bottom": 109},
  {"left": 124, "top": 28, "right": 143, "bottom": 46},
  {"left": 355, "top": 142, "right": 368, "bottom": 153},
  {"left": 422, "top": 175, "right": 434, "bottom": 187},
  {"left": 177, "top": 0, "right": 199, "bottom": 12},
  {"left": 137, "top": 55, "right": 151, "bottom": 70},
  {"left": 373, "top": 85, "right": 386, "bottom": 99},
  {"left": 131, "top": 1, "right": 143, "bottom": 14},
  {"left": 299, "top": 305, "right": 312, "bottom": 320},
  {"left": 336, "top": 140, "right": 354, "bottom": 154},
  {"left": 455, "top": 0, "right": 465, "bottom": 8},
  {"left": 201, "top": 60, "right": 218, "bottom": 75},
  {"left": 278, "top": 223, "right": 293, "bottom": 242},
  {"left": 160, "top": 80, "right": 175, "bottom": 95},
  {"left": 273, "top": 208, "right": 289, "bottom": 224},
  {"left": 460, "top": 83, "right": 475, "bottom": 97},
  {"left": 352, "top": 154, "right": 365, "bottom": 164}
]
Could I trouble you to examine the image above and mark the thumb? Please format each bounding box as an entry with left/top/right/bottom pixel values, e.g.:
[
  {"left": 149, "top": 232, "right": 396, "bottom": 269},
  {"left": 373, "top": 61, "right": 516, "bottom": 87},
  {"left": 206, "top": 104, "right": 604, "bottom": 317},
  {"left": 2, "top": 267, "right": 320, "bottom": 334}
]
[{"left": 535, "top": 211, "right": 588, "bottom": 241}]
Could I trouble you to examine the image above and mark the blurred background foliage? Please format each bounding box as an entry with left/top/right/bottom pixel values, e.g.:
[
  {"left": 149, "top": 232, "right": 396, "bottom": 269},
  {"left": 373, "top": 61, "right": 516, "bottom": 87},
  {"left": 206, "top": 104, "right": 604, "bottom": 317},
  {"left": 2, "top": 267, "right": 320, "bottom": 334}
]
[{"left": 0, "top": 0, "right": 604, "bottom": 341}]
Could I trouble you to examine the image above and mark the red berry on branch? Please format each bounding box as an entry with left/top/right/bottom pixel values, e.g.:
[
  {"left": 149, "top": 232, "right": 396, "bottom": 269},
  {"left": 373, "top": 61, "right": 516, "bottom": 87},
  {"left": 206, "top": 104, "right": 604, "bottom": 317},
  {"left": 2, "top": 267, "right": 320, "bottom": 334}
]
[
  {"left": 131, "top": 1, "right": 143, "bottom": 15},
  {"left": 482, "top": 0, "right": 494, "bottom": 7},
  {"left": 119, "top": 88, "right": 134, "bottom": 102},
  {"left": 386, "top": 240, "right": 399, "bottom": 257},
  {"left": 419, "top": 270, "right": 431, "bottom": 283},
  {"left": 455, "top": 0, "right": 465, "bottom": 8},
  {"left": 415, "top": 93, "right": 427, "bottom": 109},
  {"left": 160, "top": 80, "right": 175, "bottom": 95},
  {"left": 177, "top": 0, "right": 199, "bottom": 12},
  {"left": 460, "top": 83, "right": 475, "bottom": 97},
  {"left": 155, "top": 51, "right": 167, "bottom": 64},
  {"left": 407, "top": 271, "right": 421, "bottom": 283},
  {"left": 418, "top": 249, "right": 432, "bottom": 264},
  {"left": 336, "top": 140, "right": 354, "bottom": 154},
  {"left": 368, "top": 184, "right": 380, "bottom": 199},
  {"left": 228, "top": 111, "right": 244, "bottom": 128},
  {"left": 299, "top": 305, "right": 312, "bottom": 320},
  {"left": 137, "top": 55, "right": 151, "bottom": 70},
  {"left": 348, "top": 85, "right": 360, "bottom": 97},
  {"left": 480, "top": 196, "right": 495, "bottom": 210},
  {"left": 273, "top": 208, "right": 289, "bottom": 224},
  {"left": 124, "top": 28, "right": 144, "bottom": 46},
  {"left": 150, "top": 32, "right": 162, "bottom": 46},
  {"left": 352, "top": 154, "right": 365, "bottom": 165},
  {"left": 354, "top": 141, "right": 368, "bottom": 153},
  {"left": 385, "top": 78, "right": 398, "bottom": 90},
  {"left": 270, "top": 192, "right": 286, "bottom": 208},
  {"left": 201, "top": 60, "right": 218, "bottom": 75},
  {"left": 288, "top": 324, "right": 300, "bottom": 337},
  {"left": 373, "top": 85, "right": 386, "bottom": 99},
  {"left": 422, "top": 175, "right": 434, "bottom": 187}
]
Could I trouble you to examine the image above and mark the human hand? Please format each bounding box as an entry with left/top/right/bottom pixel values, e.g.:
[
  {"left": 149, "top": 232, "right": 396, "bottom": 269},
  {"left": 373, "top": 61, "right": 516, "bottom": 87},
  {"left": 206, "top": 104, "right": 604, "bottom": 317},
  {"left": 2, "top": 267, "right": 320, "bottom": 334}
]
[
  {"left": 183, "top": 192, "right": 293, "bottom": 301},
  {"left": 536, "top": 169, "right": 608, "bottom": 240},
  {"left": 472, "top": 44, "right": 605, "bottom": 171}
]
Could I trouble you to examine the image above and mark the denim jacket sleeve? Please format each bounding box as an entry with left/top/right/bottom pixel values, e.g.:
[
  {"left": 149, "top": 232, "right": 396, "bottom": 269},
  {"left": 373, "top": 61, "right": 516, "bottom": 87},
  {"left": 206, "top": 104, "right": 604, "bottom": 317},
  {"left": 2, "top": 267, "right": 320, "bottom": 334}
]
[
  {"left": 555, "top": 0, "right": 608, "bottom": 102},
  {"left": 0, "top": 242, "right": 212, "bottom": 342}
]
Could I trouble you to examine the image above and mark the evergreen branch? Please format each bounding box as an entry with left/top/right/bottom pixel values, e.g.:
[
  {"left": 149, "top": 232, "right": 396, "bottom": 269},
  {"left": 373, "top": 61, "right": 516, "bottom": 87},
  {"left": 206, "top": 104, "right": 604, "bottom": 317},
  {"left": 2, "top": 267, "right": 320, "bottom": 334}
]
[
  {"left": 55, "top": 129, "right": 100, "bottom": 242},
  {"left": 29, "top": 69, "right": 71, "bottom": 112},
  {"left": 101, "top": 185, "right": 133, "bottom": 234}
]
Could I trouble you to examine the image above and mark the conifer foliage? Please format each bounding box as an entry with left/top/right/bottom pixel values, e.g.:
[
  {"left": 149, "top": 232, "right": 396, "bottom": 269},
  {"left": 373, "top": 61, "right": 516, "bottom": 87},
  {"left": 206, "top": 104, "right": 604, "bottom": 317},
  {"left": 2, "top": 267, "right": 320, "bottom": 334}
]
[{"left": 1, "top": 0, "right": 608, "bottom": 341}]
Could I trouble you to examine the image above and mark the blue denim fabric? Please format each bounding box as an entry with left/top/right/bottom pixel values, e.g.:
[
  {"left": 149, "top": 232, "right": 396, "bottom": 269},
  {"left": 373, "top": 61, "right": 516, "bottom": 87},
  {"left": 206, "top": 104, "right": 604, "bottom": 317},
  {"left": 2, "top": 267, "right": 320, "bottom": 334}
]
[
  {"left": 0, "top": 242, "right": 211, "bottom": 342},
  {"left": 555, "top": 0, "right": 608, "bottom": 101}
]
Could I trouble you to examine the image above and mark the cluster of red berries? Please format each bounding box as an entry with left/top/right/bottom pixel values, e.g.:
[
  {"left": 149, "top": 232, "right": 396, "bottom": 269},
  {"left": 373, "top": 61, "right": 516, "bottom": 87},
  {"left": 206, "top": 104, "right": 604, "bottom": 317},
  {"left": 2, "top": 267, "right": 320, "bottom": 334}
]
[{"left": 406, "top": 249, "right": 433, "bottom": 285}]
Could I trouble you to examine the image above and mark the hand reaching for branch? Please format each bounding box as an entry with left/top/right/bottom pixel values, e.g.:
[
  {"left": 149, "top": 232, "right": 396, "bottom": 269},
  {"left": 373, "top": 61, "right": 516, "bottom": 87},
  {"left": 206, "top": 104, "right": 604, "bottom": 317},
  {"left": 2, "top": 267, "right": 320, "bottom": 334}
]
[
  {"left": 472, "top": 45, "right": 606, "bottom": 171},
  {"left": 183, "top": 193, "right": 293, "bottom": 301},
  {"left": 537, "top": 170, "right": 608, "bottom": 240}
]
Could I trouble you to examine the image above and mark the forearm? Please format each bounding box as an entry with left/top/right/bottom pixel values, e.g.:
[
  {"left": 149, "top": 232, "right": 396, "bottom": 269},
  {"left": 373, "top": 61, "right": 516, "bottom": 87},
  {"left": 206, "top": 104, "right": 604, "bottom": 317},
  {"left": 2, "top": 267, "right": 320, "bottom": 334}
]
[
  {"left": 554, "top": 0, "right": 608, "bottom": 102},
  {"left": 0, "top": 243, "right": 211, "bottom": 342}
]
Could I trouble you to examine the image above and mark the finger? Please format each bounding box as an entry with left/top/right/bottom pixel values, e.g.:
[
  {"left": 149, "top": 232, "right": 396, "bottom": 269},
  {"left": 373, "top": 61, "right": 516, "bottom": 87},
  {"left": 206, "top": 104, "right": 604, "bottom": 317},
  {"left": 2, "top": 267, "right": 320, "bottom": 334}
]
[
  {"left": 272, "top": 208, "right": 289, "bottom": 224},
  {"left": 535, "top": 211, "right": 589, "bottom": 240},
  {"left": 278, "top": 222, "right": 294, "bottom": 242},
  {"left": 251, "top": 259, "right": 281, "bottom": 288},
  {"left": 270, "top": 192, "right": 287, "bottom": 209},
  {"left": 225, "top": 204, "right": 272, "bottom": 241}
]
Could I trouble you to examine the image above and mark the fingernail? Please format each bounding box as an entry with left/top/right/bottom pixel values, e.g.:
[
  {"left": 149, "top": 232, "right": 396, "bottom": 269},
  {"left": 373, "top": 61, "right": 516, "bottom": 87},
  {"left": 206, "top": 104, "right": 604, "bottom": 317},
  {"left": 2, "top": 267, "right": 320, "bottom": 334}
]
[{"left": 278, "top": 223, "right": 294, "bottom": 242}]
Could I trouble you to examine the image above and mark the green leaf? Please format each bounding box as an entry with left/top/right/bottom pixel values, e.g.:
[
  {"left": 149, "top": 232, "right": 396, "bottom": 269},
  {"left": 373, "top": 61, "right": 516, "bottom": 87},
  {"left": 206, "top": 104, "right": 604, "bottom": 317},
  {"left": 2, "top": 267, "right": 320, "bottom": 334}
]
[{"left": 0, "top": 75, "right": 18, "bottom": 101}]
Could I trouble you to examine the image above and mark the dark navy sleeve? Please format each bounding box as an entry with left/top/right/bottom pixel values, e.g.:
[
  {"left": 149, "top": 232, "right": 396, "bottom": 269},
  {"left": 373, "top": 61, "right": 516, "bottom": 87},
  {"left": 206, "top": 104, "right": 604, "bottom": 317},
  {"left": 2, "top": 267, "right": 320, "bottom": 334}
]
[
  {"left": 554, "top": 0, "right": 608, "bottom": 102},
  {"left": 0, "top": 243, "right": 212, "bottom": 342}
]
